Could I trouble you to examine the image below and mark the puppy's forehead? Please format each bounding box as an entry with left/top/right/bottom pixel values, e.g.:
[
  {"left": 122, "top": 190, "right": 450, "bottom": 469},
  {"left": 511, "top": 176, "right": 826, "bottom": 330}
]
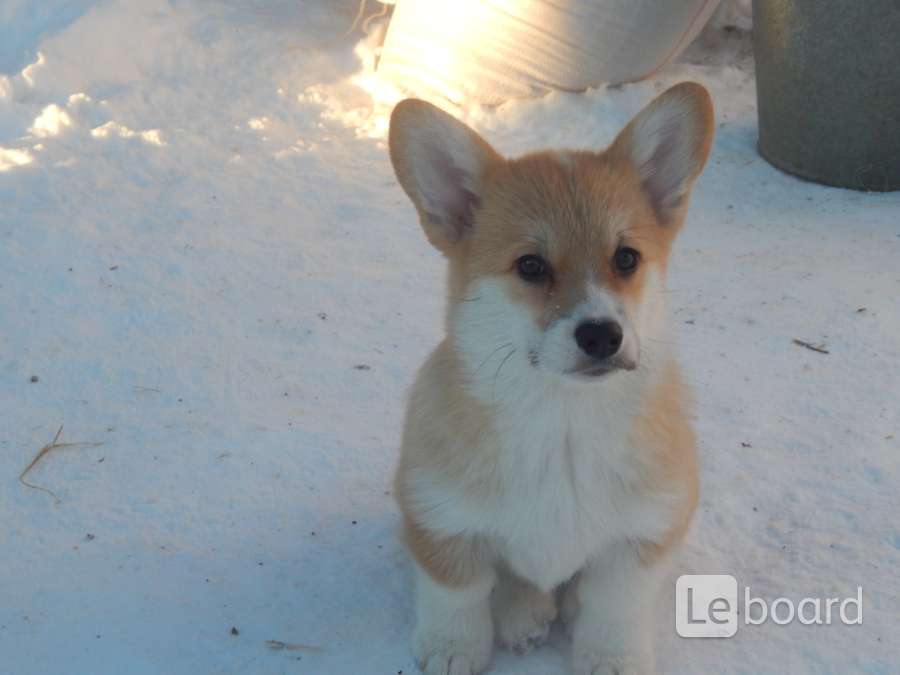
[{"left": 479, "top": 151, "right": 637, "bottom": 256}]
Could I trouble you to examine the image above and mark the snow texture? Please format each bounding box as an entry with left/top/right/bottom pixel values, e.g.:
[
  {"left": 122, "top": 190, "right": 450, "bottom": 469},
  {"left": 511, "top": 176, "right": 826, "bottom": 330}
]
[{"left": 0, "top": 1, "right": 897, "bottom": 674}]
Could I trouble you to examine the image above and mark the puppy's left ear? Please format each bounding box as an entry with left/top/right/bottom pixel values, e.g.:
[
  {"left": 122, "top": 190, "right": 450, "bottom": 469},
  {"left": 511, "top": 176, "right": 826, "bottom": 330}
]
[{"left": 610, "top": 82, "right": 714, "bottom": 226}]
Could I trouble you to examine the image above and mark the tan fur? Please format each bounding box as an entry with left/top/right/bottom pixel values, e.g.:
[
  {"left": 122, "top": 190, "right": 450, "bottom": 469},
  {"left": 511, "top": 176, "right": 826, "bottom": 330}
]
[
  {"left": 631, "top": 359, "right": 699, "bottom": 566},
  {"left": 395, "top": 344, "right": 498, "bottom": 586},
  {"left": 402, "top": 516, "right": 488, "bottom": 588}
]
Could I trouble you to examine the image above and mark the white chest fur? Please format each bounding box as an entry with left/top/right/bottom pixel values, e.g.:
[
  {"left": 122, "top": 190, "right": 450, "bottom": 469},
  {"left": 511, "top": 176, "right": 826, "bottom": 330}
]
[
  {"left": 412, "top": 373, "right": 676, "bottom": 592},
  {"left": 496, "top": 382, "right": 671, "bottom": 590}
]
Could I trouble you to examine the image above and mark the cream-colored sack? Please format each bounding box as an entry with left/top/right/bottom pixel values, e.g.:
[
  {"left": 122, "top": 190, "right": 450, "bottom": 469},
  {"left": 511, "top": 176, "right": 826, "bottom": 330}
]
[{"left": 377, "top": 0, "right": 721, "bottom": 105}]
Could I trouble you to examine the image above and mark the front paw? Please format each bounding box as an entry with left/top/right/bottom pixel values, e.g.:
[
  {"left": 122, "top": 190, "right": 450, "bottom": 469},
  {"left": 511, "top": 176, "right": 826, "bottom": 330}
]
[
  {"left": 492, "top": 587, "right": 556, "bottom": 654},
  {"left": 415, "top": 649, "right": 480, "bottom": 675},
  {"left": 413, "top": 624, "right": 492, "bottom": 675},
  {"left": 572, "top": 648, "right": 652, "bottom": 675}
]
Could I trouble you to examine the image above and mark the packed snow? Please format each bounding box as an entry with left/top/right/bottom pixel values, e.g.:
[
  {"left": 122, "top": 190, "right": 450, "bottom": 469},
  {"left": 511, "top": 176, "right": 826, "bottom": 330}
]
[{"left": 1, "top": 2, "right": 898, "bottom": 674}]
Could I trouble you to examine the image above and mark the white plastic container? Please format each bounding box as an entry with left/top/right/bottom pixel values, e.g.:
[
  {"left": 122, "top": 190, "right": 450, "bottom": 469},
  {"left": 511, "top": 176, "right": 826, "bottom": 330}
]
[{"left": 377, "top": 0, "right": 722, "bottom": 105}]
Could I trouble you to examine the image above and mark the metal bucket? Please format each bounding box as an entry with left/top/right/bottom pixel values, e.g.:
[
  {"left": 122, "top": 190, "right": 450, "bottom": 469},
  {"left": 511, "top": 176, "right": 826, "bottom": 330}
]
[{"left": 753, "top": 0, "right": 900, "bottom": 191}]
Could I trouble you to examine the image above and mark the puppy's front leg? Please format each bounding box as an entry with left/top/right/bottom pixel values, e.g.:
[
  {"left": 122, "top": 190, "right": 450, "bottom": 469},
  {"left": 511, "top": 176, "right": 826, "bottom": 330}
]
[
  {"left": 408, "top": 526, "right": 495, "bottom": 675},
  {"left": 571, "top": 542, "right": 668, "bottom": 675},
  {"left": 413, "top": 561, "right": 495, "bottom": 675},
  {"left": 491, "top": 565, "right": 556, "bottom": 654}
]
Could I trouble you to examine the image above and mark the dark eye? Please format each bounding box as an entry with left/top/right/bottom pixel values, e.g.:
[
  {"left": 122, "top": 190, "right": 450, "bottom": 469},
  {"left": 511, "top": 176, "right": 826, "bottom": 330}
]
[
  {"left": 613, "top": 247, "right": 640, "bottom": 274},
  {"left": 516, "top": 254, "right": 550, "bottom": 282}
]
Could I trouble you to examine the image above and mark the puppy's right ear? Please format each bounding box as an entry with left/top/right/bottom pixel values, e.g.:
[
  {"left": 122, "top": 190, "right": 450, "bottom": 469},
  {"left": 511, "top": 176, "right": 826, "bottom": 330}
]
[{"left": 389, "top": 99, "right": 501, "bottom": 253}]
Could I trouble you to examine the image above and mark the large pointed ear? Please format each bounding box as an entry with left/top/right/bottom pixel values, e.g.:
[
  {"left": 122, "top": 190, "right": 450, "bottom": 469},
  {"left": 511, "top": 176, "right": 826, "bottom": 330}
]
[
  {"left": 389, "top": 99, "right": 502, "bottom": 253},
  {"left": 610, "top": 82, "right": 714, "bottom": 226}
]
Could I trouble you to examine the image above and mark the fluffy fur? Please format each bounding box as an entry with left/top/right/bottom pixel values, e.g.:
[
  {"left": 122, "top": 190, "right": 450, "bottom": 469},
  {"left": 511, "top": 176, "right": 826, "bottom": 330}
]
[{"left": 389, "top": 83, "right": 714, "bottom": 675}]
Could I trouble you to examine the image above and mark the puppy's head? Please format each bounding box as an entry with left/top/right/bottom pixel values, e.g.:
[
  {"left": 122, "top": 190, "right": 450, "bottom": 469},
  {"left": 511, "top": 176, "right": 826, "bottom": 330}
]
[{"left": 389, "top": 84, "right": 713, "bottom": 389}]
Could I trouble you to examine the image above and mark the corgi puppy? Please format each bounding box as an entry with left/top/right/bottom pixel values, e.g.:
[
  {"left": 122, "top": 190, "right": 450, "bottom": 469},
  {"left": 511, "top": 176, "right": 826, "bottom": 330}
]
[{"left": 389, "top": 82, "right": 714, "bottom": 675}]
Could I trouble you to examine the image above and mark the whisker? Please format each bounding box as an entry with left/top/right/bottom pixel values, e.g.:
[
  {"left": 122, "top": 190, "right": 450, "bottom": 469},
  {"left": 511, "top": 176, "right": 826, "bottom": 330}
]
[
  {"left": 491, "top": 347, "right": 517, "bottom": 403},
  {"left": 450, "top": 294, "right": 482, "bottom": 303},
  {"left": 473, "top": 341, "right": 513, "bottom": 376}
]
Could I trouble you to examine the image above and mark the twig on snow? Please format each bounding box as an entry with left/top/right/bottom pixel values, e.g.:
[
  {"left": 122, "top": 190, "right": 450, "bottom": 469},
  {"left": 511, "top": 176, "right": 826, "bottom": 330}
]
[
  {"left": 265, "top": 640, "right": 324, "bottom": 653},
  {"left": 19, "top": 425, "right": 104, "bottom": 503},
  {"left": 792, "top": 339, "right": 829, "bottom": 354}
]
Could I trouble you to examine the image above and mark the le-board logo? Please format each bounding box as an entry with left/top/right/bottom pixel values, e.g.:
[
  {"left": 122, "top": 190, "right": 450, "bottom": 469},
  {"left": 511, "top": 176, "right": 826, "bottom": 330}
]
[{"left": 675, "top": 575, "right": 863, "bottom": 638}]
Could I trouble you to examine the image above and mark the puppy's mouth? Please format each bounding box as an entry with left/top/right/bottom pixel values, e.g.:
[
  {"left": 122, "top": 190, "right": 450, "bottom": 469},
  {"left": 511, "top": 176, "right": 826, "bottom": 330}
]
[
  {"left": 528, "top": 350, "right": 637, "bottom": 379},
  {"left": 569, "top": 357, "right": 637, "bottom": 378}
]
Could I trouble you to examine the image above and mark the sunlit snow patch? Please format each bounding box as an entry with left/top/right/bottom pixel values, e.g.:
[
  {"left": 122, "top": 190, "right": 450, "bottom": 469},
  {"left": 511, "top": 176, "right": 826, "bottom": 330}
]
[
  {"left": 68, "top": 92, "right": 92, "bottom": 106},
  {"left": 0, "top": 147, "right": 33, "bottom": 172},
  {"left": 297, "top": 30, "right": 404, "bottom": 141},
  {"left": 20, "top": 52, "right": 46, "bottom": 87},
  {"left": 29, "top": 104, "right": 73, "bottom": 137},
  {"left": 91, "top": 121, "right": 164, "bottom": 146}
]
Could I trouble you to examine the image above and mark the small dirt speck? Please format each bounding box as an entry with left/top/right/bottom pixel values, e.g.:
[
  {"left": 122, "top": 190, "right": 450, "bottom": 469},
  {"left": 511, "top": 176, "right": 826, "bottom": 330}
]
[
  {"left": 353, "top": 364, "right": 371, "bottom": 371},
  {"left": 317, "top": 312, "right": 327, "bottom": 320},
  {"left": 230, "top": 627, "right": 239, "bottom": 636},
  {"left": 109, "top": 265, "right": 119, "bottom": 271},
  {"left": 30, "top": 375, "right": 39, "bottom": 383},
  {"left": 85, "top": 533, "right": 95, "bottom": 541}
]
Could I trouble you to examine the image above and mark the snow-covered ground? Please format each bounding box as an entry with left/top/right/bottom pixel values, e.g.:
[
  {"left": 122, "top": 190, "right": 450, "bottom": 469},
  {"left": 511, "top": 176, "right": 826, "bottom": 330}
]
[{"left": 1, "top": 2, "right": 898, "bottom": 674}]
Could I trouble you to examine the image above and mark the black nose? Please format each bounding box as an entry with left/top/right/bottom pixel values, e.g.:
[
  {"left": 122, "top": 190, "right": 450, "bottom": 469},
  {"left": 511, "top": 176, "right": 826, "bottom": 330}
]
[{"left": 574, "top": 320, "right": 623, "bottom": 360}]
